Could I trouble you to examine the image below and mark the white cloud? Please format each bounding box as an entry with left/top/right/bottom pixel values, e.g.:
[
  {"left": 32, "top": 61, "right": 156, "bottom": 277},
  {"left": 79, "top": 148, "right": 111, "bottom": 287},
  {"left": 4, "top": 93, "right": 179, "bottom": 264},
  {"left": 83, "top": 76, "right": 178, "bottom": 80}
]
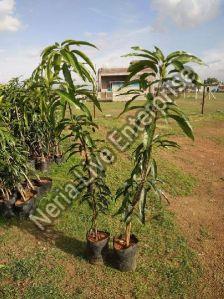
[
  {"left": 151, "top": 0, "right": 221, "bottom": 28},
  {"left": 0, "top": 0, "right": 21, "bottom": 32},
  {"left": 0, "top": 14, "right": 21, "bottom": 31},
  {"left": 0, "top": 0, "right": 14, "bottom": 14},
  {"left": 197, "top": 45, "right": 224, "bottom": 80}
]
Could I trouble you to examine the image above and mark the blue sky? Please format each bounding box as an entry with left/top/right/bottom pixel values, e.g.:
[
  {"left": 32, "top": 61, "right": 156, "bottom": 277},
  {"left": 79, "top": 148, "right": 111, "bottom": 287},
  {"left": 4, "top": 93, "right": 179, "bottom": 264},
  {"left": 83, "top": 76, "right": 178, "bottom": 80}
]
[{"left": 0, "top": 0, "right": 224, "bottom": 82}]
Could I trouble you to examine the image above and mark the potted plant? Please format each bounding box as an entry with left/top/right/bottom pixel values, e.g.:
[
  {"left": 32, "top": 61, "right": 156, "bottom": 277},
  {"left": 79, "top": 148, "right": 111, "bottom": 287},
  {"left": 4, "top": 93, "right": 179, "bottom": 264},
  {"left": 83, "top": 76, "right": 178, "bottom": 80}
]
[
  {"left": 0, "top": 78, "right": 52, "bottom": 172},
  {"left": 34, "top": 39, "right": 111, "bottom": 264},
  {"left": 0, "top": 81, "right": 52, "bottom": 217},
  {"left": 0, "top": 126, "right": 37, "bottom": 217},
  {"left": 65, "top": 114, "right": 111, "bottom": 264},
  {"left": 114, "top": 46, "right": 203, "bottom": 271},
  {"left": 25, "top": 78, "right": 64, "bottom": 165},
  {"left": 31, "top": 39, "right": 101, "bottom": 168},
  {"left": 32, "top": 39, "right": 100, "bottom": 118}
]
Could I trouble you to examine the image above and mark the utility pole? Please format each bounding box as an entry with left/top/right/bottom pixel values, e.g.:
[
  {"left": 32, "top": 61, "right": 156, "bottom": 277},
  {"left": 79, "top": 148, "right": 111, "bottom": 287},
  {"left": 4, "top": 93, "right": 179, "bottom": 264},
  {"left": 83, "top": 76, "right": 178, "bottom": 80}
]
[
  {"left": 201, "top": 81, "right": 206, "bottom": 115},
  {"left": 93, "top": 103, "right": 96, "bottom": 118},
  {"left": 93, "top": 63, "right": 97, "bottom": 119}
]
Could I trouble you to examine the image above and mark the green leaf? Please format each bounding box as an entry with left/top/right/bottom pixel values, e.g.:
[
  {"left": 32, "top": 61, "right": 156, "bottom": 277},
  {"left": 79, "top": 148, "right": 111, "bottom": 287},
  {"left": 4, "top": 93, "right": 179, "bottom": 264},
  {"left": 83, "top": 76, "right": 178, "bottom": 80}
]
[
  {"left": 78, "top": 63, "right": 95, "bottom": 83},
  {"left": 139, "top": 188, "right": 147, "bottom": 224},
  {"left": 41, "top": 44, "right": 58, "bottom": 60},
  {"left": 56, "top": 89, "right": 83, "bottom": 110},
  {"left": 169, "top": 114, "right": 194, "bottom": 140},
  {"left": 128, "top": 60, "right": 157, "bottom": 78},
  {"left": 131, "top": 47, "right": 159, "bottom": 63},
  {"left": 166, "top": 50, "right": 188, "bottom": 61},
  {"left": 53, "top": 53, "right": 62, "bottom": 74},
  {"left": 84, "top": 134, "right": 94, "bottom": 147},
  {"left": 172, "top": 61, "right": 184, "bottom": 71},
  {"left": 151, "top": 159, "right": 157, "bottom": 178},
  {"left": 166, "top": 51, "right": 204, "bottom": 65},
  {"left": 61, "top": 40, "right": 97, "bottom": 49},
  {"left": 119, "top": 96, "right": 142, "bottom": 116},
  {"left": 62, "top": 63, "right": 74, "bottom": 88},
  {"left": 154, "top": 46, "right": 165, "bottom": 61},
  {"left": 123, "top": 52, "right": 158, "bottom": 63},
  {"left": 77, "top": 90, "right": 102, "bottom": 112},
  {"left": 72, "top": 49, "right": 96, "bottom": 73},
  {"left": 177, "top": 54, "right": 204, "bottom": 65},
  {"left": 60, "top": 49, "right": 85, "bottom": 81}
]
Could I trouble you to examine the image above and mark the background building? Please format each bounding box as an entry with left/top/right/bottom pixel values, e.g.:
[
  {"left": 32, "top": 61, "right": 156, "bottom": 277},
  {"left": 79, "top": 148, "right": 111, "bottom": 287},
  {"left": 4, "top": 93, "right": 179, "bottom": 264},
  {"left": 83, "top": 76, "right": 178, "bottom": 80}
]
[{"left": 97, "top": 67, "right": 150, "bottom": 101}]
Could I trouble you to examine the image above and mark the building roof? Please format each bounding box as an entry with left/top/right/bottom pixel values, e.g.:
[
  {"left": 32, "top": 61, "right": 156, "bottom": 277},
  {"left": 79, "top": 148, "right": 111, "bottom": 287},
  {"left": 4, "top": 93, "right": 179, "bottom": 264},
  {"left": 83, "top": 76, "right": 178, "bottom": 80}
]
[
  {"left": 98, "top": 65, "right": 152, "bottom": 77},
  {"left": 98, "top": 68, "right": 129, "bottom": 76}
]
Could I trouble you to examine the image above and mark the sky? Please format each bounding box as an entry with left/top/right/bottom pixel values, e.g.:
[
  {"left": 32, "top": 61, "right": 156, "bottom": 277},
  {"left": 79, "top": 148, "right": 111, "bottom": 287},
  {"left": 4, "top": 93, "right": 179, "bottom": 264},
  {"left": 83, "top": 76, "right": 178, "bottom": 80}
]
[{"left": 0, "top": 0, "right": 224, "bottom": 82}]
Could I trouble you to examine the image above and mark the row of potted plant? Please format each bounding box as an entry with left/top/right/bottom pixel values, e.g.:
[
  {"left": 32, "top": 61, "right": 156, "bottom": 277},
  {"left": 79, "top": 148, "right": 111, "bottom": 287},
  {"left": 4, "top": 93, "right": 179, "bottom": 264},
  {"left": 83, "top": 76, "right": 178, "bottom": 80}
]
[
  {"left": 0, "top": 121, "right": 53, "bottom": 217},
  {"left": 0, "top": 40, "right": 99, "bottom": 217},
  {"left": 0, "top": 70, "right": 62, "bottom": 216}
]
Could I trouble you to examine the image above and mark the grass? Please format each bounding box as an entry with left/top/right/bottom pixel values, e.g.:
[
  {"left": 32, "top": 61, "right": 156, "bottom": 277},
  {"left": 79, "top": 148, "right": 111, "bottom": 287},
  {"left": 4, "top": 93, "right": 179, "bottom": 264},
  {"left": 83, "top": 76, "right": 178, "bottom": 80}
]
[
  {"left": 92, "top": 92, "right": 224, "bottom": 118},
  {"left": 0, "top": 93, "right": 224, "bottom": 298},
  {"left": 199, "top": 225, "right": 213, "bottom": 241},
  {"left": 158, "top": 159, "right": 198, "bottom": 196}
]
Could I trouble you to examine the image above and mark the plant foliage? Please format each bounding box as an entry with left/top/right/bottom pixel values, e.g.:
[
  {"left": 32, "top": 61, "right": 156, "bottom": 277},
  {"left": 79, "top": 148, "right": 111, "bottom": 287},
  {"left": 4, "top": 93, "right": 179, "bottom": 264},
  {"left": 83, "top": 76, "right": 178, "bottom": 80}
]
[{"left": 115, "top": 46, "right": 203, "bottom": 246}]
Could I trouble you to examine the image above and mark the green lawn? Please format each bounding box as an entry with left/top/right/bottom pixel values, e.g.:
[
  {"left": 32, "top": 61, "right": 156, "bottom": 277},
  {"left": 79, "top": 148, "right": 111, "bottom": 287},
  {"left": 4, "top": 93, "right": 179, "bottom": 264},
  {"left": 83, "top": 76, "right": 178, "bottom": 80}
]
[
  {"left": 0, "top": 93, "right": 223, "bottom": 298},
  {"left": 95, "top": 92, "right": 224, "bottom": 117}
]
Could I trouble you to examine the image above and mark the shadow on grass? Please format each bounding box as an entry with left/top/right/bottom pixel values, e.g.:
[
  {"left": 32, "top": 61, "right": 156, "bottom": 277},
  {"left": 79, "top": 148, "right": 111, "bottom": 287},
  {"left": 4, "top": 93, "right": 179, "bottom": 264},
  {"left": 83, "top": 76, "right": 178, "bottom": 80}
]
[
  {"left": 55, "top": 235, "right": 87, "bottom": 261},
  {"left": 14, "top": 220, "right": 87, "bottom": 261},
  {"left": 10, "top": 219, "right": 118, "bottom": 269}
]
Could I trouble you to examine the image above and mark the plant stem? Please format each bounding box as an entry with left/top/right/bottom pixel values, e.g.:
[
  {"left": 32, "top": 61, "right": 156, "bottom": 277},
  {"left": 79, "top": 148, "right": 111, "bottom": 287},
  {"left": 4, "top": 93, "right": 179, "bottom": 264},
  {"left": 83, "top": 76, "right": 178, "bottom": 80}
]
[
  {"left": 22, "top": 171, "right": 35, "bottom": 190},
  {"left": 55, "top": 143, "right": 60, "bottom": 156},
  {"left": 18, "top": 186, "right": 27, "bottom": 202},
  {"left": 69, "top": 104, "right": 73, "bottom": 119},
  {"left": 125, "top": 222, "right": 132, "bottom": 247},
  {"left": 81, "top": 137, "right": 98, "bottom": 240},
  {"left": 124, "top": 119, "right": 157, "bottom": 239}
]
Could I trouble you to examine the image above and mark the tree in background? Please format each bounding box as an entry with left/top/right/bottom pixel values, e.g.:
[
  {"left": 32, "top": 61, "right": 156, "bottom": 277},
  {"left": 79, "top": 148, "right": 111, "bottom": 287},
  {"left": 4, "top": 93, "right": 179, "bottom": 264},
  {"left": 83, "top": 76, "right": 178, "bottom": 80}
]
[{"left": 205, "top": 77, "right": 219, "bottom": 85}]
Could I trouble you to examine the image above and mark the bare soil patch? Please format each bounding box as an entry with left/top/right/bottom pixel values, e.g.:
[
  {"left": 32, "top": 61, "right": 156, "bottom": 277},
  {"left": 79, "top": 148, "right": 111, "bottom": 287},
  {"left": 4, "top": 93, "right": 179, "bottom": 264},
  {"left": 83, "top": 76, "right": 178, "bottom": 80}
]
[{"left": 162, "top": 122, "right": 224, "bottom": 298}]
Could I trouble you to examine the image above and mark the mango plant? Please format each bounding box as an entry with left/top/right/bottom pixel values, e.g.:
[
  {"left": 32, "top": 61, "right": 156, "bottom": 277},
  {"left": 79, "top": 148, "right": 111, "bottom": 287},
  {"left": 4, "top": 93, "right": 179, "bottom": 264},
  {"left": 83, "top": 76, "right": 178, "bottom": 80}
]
[
  {"left": 61, "top": 110, "right": 112, "bottom": 264},
  {"left": 114, "top": 47, "right": 203, "bottom": 271},
  {"left": 0, "top": 79, "right": 44, "bottom": 215},
  {"left": 32, "top": 39, "right": 100, "bottom": 117},
  {"left": 36, "top": 39, "right": 111, "bottom": 264},
  {"left": 0, "top": 78, "right": 52, "bottom": 165},
  {"left": 65, "top": 114, "right": 111, "bottom": 236},
  {"left": 30, "top": 39, "right": 101, "bottom": 163},
  {"left": 0, "top": 114, "right": 35, "bottom": 207}
]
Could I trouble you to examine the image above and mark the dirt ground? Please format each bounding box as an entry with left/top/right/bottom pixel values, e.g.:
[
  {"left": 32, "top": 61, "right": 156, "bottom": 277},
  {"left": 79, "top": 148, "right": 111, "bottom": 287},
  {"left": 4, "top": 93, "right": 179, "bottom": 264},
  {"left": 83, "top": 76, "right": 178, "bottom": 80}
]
[{"left": 163, "top": 121, "right": 224, "bottom": 298}]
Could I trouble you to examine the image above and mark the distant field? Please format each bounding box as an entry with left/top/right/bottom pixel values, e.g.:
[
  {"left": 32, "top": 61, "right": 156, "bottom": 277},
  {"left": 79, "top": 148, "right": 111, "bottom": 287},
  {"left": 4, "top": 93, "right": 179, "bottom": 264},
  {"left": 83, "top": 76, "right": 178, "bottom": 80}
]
[{"left": 93, "top": 92, "right": 224, "bottom": 117}]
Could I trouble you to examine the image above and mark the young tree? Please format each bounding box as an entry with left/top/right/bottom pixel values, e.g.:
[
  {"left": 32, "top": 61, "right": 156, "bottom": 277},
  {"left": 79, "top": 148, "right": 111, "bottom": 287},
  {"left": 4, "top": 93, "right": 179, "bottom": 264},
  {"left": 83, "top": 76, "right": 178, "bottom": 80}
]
[
  {"left": 64, "top": 114, "right": 111, "bottom": 239},
  {"left": 115, "top": 47, "right": 203, "bottom": 250},
  {"left": 35, "top": 39, "right": 111, "bottom": 263}
]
